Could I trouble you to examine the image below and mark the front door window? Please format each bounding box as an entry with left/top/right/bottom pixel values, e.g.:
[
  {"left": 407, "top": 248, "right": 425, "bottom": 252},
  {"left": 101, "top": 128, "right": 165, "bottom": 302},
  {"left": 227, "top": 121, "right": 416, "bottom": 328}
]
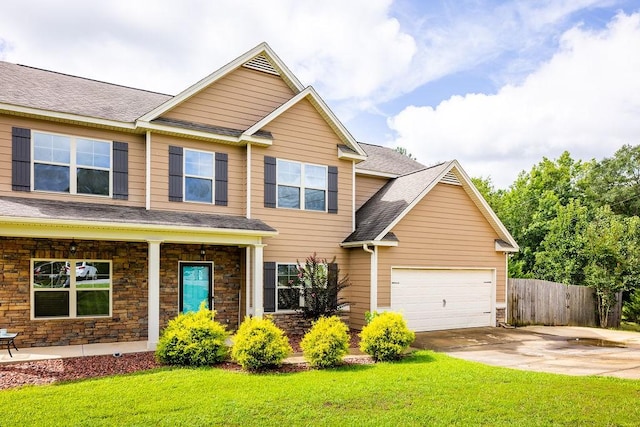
[{"left": 179, "top": 262, "right": 213, "bottom": 313}]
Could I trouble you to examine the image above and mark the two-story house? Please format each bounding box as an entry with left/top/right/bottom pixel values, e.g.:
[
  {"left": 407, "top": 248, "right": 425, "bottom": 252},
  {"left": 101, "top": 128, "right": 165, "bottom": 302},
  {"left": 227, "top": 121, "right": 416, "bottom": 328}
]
[{"left": 0, "top": 43, "right": 518, "bottom": 350}]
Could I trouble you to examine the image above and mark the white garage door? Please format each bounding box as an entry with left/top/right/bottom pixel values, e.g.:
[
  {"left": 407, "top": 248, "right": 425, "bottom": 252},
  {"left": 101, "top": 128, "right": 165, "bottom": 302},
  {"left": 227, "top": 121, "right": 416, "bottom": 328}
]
[{"left": 391, "top": 269, "right": 494, "bottom": 332}]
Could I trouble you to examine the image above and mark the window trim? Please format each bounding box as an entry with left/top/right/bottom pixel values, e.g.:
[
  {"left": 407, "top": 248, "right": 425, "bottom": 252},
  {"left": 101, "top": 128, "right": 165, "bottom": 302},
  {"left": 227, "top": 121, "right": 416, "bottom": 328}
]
[
  {"left": 276, "top": 159, "right": 328, "bottom": 211},
  {"left": 31, "top": 130, "right": 113, "bottom": 197},
  {"left": 275, "top": 262, "right": 302, "bottom": 312},
  {"left": 183, "top": 148, "right": 216, "bottom": 204},
  {"left": 30, "top": 259, "right": 113, "bottom": 320},
  {"left": 275, "top": 261, "right": 329, "bottom": 312}
]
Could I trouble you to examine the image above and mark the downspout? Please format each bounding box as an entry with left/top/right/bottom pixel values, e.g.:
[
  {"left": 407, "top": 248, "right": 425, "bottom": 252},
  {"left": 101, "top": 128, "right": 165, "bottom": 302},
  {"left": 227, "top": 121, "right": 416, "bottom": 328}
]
[
  {"left": 145, "top": 131, "right": 151, "bottom": 210},
  {"left": 246, "top": 143, "right": 252, "bottom": 219},
  {"left": 362, "top": 244, "right": 377, "bottom": 313}
]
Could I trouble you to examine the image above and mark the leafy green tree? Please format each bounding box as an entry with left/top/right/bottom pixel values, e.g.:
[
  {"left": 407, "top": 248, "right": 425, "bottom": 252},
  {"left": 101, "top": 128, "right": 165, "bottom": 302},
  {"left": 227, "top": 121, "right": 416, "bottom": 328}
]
[
  {"left": 533, "top": 199, "right": 590, "bottom": 285},
  {"left": 535, "top": 204, "right": 640, "bottom": 327},
  {"left": 585, "top": 144, "right": 640, "bottom": 216},
  {"left": 583, "top": 208, "right": 640, "bottom": 327},
  {"left": 471, "top": 176, "right": 504, "bottom": 214},
  {"left": 500, "top": 152, "right": 588, "bottom": 276}
]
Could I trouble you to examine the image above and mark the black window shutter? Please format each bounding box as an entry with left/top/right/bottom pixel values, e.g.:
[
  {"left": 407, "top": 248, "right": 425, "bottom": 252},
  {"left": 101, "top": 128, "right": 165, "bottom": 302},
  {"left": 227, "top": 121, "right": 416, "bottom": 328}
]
[
  {"left": 264, "top": 262, "right": 276, "bottom": 313},
  {"left": 168, "top": 146, "right": 183, "bottom": 202},
  {"left": 328, "top": 262, "right": 339, "bottom": 308},
  {"left": 112, "top": 142, "right": 129, "bottom": 200},
  {"left": 264, "top": 156, "right": 277, "bottom": 208},
  {"left": 12, "top": 127, "right": 31, "bottom": 192},
  {"left": 328, "top": 166, "right": 338, "bottom": 214},
  {"left": 215, "top": 152, "right": 228, "bottom": 206}
]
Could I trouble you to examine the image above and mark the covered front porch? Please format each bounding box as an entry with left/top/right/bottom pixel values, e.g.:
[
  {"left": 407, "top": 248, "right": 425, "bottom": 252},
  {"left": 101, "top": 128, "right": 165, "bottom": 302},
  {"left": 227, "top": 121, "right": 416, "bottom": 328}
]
[{"left": 0, "top": 196, "right": 277, "bottom": 351}]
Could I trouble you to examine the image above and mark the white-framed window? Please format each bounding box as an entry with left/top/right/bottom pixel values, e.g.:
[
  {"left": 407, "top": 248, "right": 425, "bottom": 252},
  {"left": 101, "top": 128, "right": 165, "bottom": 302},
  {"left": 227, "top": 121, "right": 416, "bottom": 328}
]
[
  {"left": 277, "top": 159, "right": 327, "bottom": 211},
  {"left": 31, "top": 259, "right": 112, "bottom": 319},
  {"left": 184, "top": 148, "right": 215, "bottom": 203},
  {"left": 276, "top": 263, "right": 301, "bottom": 311},
  {"left": 32, "top": 131, "right": 112, "bottom": 196},
  {"left": 275, "top": 262, "right": 329, "bottom": 312}
]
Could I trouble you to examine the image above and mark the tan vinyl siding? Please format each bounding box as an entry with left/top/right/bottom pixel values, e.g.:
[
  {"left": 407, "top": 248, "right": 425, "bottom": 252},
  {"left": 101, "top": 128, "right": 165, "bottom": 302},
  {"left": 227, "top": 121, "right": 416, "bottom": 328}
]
[
  {"left": 0, "top": 114, "right": 146, "bottom": 206},
  {"left": 355, "top": 174, "right": 389, "bottom": 209},
  {"left": 161, "top": 67, "right": 295, "bottom": 131},
  {"left": 251, "top": 98, "right": 352, "bottom": 267},
  {"left": 149, "top": 133, "right": 245, "bottom": 215},
  {"left": 346, "top": 248, "right": 372, "bottom": 329},
  {"left": 377, "top": 183, "right": 508, "bottom": 307}
]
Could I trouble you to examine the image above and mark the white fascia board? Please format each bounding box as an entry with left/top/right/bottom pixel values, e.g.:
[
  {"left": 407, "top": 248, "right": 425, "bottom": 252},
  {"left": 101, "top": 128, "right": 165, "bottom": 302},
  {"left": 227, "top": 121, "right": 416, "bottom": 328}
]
[
  {"left": 373, "top": 159, "right": 520, "bottom": 251},
  {"left": 0, "top": 217, "right": 277, "bottom": 245},
  {"left": 243, "top": 88, "right": 312, "bottom": 136},
  {"left": 305, "top": 87, "right": 367, "bottom": 157},
  {"left": 374, "top": 162, "right": 453, "bottom": 241},
  {"left": 354, "top": 169, "right": 398, "bottom": 178},
  {"left": 340, "top": 240, "right": 399, "bottom": 248},
  {"left": 138, "top": 42, "right": 304, "bottom": 123},
  {"left": 451, "top": 160, "right": 519, "bottom": 251},
  {"left": 338, "top": 148, "right": 367, "bottom": 162},
  {"left": 243, "top": 87, "right": 367, "bottom": 158},
  {"left": 0, "top": 103, "right": 137, "bottom": 131},
  {"left": 495, "top": 240, "right": 519, "bottom": 253},
  {"left": 258, "top": 42, "right": 305, "bottom": 92}
]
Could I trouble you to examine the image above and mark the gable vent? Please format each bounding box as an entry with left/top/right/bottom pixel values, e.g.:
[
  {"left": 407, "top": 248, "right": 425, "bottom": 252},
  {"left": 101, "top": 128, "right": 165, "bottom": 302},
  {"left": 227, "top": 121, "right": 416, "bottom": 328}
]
[
  {"left": 441, "top": 171, "right": 461, "bottom": 186},
  {"left": 242, "top": 55, "right": 280, "bottom": 76}
]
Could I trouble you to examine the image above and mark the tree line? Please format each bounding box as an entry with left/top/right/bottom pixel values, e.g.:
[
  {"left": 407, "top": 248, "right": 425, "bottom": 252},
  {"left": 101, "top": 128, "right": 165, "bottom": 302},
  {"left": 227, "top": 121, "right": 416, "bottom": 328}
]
[{"left": 473, "top": 145, "right": 640, "bottom": 327}]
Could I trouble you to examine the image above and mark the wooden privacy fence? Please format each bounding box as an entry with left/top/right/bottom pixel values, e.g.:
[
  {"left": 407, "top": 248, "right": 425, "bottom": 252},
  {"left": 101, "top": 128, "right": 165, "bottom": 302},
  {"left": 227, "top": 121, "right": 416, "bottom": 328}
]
[{"left": 508, "top": 279, "right": 622, "bottom": 327}]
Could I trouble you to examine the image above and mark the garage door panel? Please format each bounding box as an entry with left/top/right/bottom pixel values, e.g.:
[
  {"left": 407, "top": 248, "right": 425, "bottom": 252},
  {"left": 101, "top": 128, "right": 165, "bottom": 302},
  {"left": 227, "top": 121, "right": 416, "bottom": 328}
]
[{"left": 391, "top": 269, "right": 493, "bottom": 332}]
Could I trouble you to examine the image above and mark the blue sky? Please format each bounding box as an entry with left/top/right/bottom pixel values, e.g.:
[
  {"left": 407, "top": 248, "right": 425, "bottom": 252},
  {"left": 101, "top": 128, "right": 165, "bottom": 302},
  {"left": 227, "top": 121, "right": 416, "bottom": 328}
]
[{"left": 1, "top": 0, "right": 639, "bottom": 188}]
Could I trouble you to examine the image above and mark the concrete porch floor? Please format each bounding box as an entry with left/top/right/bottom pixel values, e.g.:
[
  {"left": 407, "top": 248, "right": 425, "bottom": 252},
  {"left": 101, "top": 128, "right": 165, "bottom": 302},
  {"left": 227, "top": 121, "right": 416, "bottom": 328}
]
[{"left": 0, "top": 341, "right": 149, "bottom": 364}]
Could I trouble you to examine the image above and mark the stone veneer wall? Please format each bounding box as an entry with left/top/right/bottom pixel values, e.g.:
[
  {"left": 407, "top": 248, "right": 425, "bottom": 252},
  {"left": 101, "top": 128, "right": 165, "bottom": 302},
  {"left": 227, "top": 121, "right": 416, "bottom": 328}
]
[
  {"left": 159, "top": 244, "right": 243, "bottom": 332},
  {"left": 269, "top": 311, "right": 351, "bottom": 335},
  {"left": 496, "top": 307, "right": 506, "bottom": 325},
  {"left": 0, "top": 237, "right": 148, "bottom": 347}
]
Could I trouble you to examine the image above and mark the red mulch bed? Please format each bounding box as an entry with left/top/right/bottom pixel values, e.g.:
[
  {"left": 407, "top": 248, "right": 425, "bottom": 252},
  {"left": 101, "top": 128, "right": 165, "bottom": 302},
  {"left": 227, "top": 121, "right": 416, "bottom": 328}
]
[{"left": 0, "top": 331, "right": 366, "bottom": 390}]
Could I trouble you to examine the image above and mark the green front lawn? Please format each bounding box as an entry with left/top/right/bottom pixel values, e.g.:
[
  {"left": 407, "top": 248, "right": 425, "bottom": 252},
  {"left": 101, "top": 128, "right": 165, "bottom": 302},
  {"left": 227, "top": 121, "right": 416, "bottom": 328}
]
[{"left": 1, "top": 351, "right": 638, "bottom": 426}]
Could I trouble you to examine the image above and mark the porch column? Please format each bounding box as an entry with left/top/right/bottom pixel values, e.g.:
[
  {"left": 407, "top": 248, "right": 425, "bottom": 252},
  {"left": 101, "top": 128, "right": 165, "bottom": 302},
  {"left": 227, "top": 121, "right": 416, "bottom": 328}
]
[
  {"left": 147, "top": 240, "right": 161, "bottom": 350},
  {"left": 251, "top": 244, "right": 265, "bottom": 318}
]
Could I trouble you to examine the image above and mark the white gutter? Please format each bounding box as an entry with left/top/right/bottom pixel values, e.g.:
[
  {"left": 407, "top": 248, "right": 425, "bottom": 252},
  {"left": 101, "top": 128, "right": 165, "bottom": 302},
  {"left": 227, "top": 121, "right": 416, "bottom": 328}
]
[
  {"left": 145, "top": 131, "right": 151, "bottom": 210},
  {"left": 246, "top": 143, "right": 252, "bottom": 219},
  {"left": 362, "top": 244, "right": 378, "bottom": 313}
]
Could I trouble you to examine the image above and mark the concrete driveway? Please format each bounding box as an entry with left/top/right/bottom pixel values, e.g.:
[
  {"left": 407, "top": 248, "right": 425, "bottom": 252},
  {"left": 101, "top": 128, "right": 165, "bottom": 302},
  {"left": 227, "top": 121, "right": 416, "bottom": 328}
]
[{"left": 412, "top": 326, "right": 640, "bottom": 379}]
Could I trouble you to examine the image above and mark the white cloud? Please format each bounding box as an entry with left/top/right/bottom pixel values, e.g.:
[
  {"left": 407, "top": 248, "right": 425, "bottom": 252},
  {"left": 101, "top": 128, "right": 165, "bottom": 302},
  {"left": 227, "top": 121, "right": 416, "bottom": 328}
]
[
  {"left": 388, "top": 12, "right": 640, "bottom": 188},
  {"left": 0, "top": 0, "right": 416, "bottom": 98}
]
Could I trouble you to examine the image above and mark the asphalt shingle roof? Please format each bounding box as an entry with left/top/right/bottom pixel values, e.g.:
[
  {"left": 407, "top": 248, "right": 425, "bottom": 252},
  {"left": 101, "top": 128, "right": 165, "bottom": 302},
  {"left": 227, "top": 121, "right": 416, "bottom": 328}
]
[
  {"left": 356, "top": 143, "right": 426, "bottom": 176},
  {"left": 0, "top": 61, "right": 171, "bottom": 122},
  {"left": 0, "top": 196, "right": 276, "bottom": 233},
  {"left": 152, "top": 117, "right": 273, "bottom": 140},
  {"left": 344, "top": 162, "right": 451, "bottom": 243}
]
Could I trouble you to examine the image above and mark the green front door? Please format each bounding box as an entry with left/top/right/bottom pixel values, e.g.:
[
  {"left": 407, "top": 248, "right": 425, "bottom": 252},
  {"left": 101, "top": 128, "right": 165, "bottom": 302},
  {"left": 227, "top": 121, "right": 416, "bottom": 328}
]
[{"left": 179, "top": 262, "right": 213, "bottom": 313}]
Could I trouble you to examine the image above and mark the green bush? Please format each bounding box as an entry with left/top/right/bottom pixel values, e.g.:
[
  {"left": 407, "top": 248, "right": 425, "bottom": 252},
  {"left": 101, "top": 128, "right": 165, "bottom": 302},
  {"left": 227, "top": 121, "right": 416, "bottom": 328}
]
[
  {"left": 300, "top": 316, "right": 350, "bottom": 368},
  {"left": 359, "top": 311, "right": 415, "bottom": 362},
  {"left": 231, "top": 317, "right": 292, "bottom": 371},
  {"left": 155, "top": 305, "right": 229, "bottom": 366}
]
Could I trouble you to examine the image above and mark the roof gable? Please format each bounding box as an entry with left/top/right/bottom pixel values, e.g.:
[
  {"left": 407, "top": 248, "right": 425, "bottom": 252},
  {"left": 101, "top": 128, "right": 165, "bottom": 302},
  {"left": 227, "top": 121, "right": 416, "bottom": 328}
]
[
  {"left": 139, "top": 42, "right": 304, "bottom": 123},
  {"left": 344, "top": 160, "right": 518, "bottom": 251},
  {"left": 243, "top": 86, "right": 366, "bottom": 157},
  {"left": 158, "top": 64, "right": 296, "bottom": 132}
]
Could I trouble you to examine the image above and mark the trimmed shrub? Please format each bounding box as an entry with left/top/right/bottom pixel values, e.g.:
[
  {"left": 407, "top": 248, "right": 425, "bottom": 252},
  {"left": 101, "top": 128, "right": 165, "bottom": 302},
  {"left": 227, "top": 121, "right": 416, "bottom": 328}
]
[
  {"left": 231, "top": 316, "right": 292, "bottom": 371},
  {"left": 156, "top": 305, "right": 229, "bottom": 366},
  {"left": 359, "top": 311, "right": 415, "bottom": 362},
  {"left": 301, "top": 316, "right": 350, "bottom": 368}
]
